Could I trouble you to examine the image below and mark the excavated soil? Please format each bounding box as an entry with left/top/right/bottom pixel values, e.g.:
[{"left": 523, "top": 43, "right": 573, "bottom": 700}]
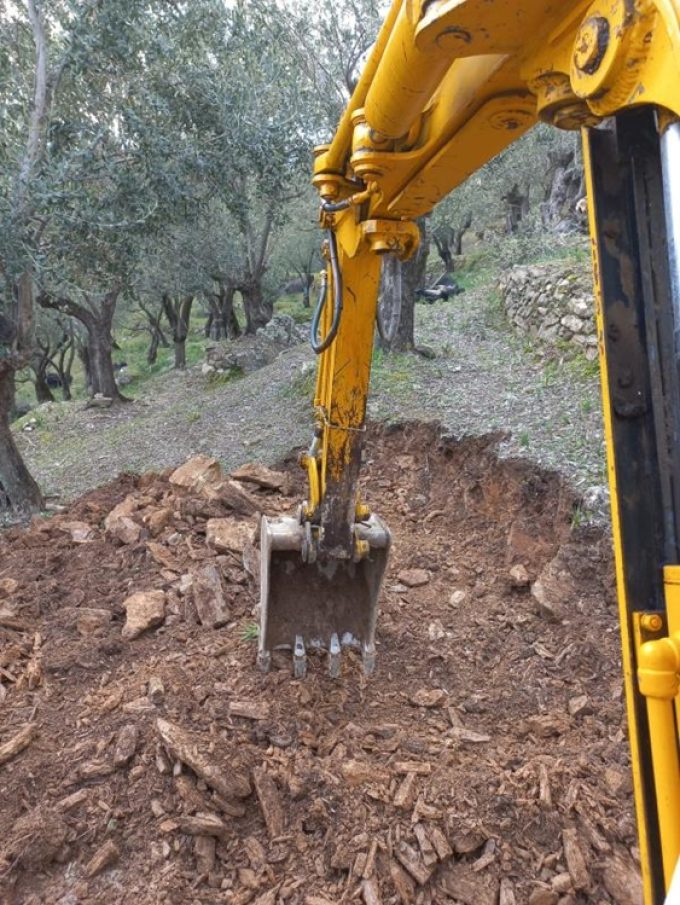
[{"left": 0, "top": 423, "right": 639, "bottom": 905}]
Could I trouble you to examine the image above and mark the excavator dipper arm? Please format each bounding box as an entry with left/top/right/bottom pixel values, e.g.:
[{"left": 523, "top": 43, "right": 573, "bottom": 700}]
[{"left": 260, "top": 6, "right": 680, "bottom": 897}]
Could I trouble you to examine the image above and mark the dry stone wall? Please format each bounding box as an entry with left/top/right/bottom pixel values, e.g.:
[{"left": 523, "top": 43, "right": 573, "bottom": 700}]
[{"left": 498, "top": 262, "right": 598, "bottom": 360}]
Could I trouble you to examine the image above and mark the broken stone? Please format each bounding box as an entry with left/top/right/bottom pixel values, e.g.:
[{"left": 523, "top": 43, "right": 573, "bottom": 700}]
[
  {"left": 145, "top": 507, "right": 173, "bottom": 537},
  {"left": 230, "top": 701, "right": 270, "bottom": 721},
  {"left": 169, "top": 455, "right": 222, "bottom": 492},
  {"left": 602, "top": 853, "right": 643, "bottom": 905},
  {"left": 531, "top": 554, "right": 576, "bottom": 622},
  {"left": 528, "top": 889, "right": 558, "bottom": 905},
  {"left": 438, "top": 861, "right": 495, "bottom": 905},
  {"left": 178, "top": 813, "right": 229, "bottom": 839},
  {"left": 231, "top": 462, "right": 292, "bottom": 494},
  {"left": 206, "top": 518, "right": 255, "bottom": 554},
  {"left": 195, "top": 835, "right": 216, "bottom": 874},
  {"left": 509, "top": 563, "right": 530, "bottom": 587},
  {"left": 156, "top": 718, "right": 251, "bottom": 800},
  {"left": 76, "top": 608, "right": 112, "bottom": 637},
  {"left": 568, "top": 694, "right": 592, "bottom": 717},
  {"left": 393, "top": 772, "right": 417, "bottom": 810},
  {"left": 253, "top": 767, "right": 285, "bottom": 838},
  {"left": 562, "top": 829, "right": 590, "bottom": 892},
  {"left": 398, "top": 569, "right": 430, "bottom": 588},
  {"left": 85, "top": 839, "right": 120, "bottom": 878},
  {"left": 449, "top": 726, "right": 491, "bottom": 744},
  {"left": 60, "top": 520, "right": 96, "bottom": 543},
  {"left": 0, "top": 578, "right": 19, "bottom": 597},
  {"left": 451, "top": 829, "right": 486, "bottom": 855},
  {"left": 206, "top": 479, "right": 261, "bottom": 515},
  {"left": 191, "top": 562, "right": 230, "bottom": 628},
  {"left": 121, "top": 590, "right": 166, "bottom": 640},
  {"left": 341, "top": 760, "right": 390, "bottom": 785},
  {"left": 148, "top": 675, "right": 165, "bottom": 704},
  {"left": 390, "top": 859, "right": 415, "bottom": 904},
  {"left": 449, "top": 589, "right": 467, "bottom": 607},
  {"left": 395, "top": 841, "right": 433, "bottom": 886},
  {"left": 409, "top": 688, "right": 446, "bottom": 708},
  {"left": 499, "top": 878, "right": 517, "bottom": 905},
  {"left": 427, "top": 620, "right": 446, "bottom": 641},
  {"left": 113, "top": 724, "right": 139, "bottom": 768},
  {"left": 105, "top": 497, "right": 142, "bottom": 545}
]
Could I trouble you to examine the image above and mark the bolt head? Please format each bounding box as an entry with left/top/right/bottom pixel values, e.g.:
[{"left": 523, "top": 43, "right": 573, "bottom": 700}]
[{"left": 574, "top": 16, "right": 610, "bottom": 75}]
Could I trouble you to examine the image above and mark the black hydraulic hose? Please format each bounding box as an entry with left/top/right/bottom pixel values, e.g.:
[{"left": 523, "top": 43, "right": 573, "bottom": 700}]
[
  {"left": 310, "top": 229, "right": 343, "bottom": 355},
  {"left": 320, "top": 198, "right": 352, "bottom": 213}
]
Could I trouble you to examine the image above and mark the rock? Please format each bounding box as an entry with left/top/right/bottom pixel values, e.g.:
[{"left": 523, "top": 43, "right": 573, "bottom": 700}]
[
  {"left": 230, "top": 701, "right": 270, "bottom": 720},
  {"left": 148, "top": 675, "right": 165, "bottom": 704},
  {"left": 195, "top": 835, "right": 216, "bottom": 876},
  {"left": 178, "top": 813, "right": 229, "bottom": 839},
  {"left": 562, "top": 829, "right": 590, "bottom": 892},
  {"left": 121, "top": 590, "right": 166, "bottom": 640},
  {"left": 395, "top": 841, "right": 433, "bottom": 886},
  {"left": 155, "top": 717, "right": 251, "bottom": 800},
  {"left": 0, "top": 577, "right": 19, "bottom": 597},
  {"left": 206, "top": 518, "right": 255, "bottom": 554},
  {"left": 531, "top": 553, "right": 575, "bottom": 622},
  {"left": 449, "top": 589, "right": 467, "bottom": 606},
  {"left": 409, "top": 688, "right": 446, "bottom": 708},
  {"left": 201, "top": 363, "right": 216, "bottom": 376},
  {"left": 449, "top": 726, "right": 491, "bottom": 744},
  {"left": 231, "top": 462, "right": 292, "bottom": 493},
  {"left": 253, "top": 767, "right": 285, "bottom": 838},
  {"left": 144, "top": 507, "right": 173, "bottom": 537},
  {"left": 10, "top": 808, "right": 68, "bottom": 870},
  {"left": 169, "top": 455, "right": 222, "bottom": 493},
  {"left": 206, "top": 480, "right": 261, "bottom": 515},
  {"left": 398, "top": 568, "right": 430, "bottom": 588},
  {"left": 499, "top": 879, "right": 517, "bottom": 905},
  {"left": 509, "top": 563, "right": 530, "bottom": 587},
  {"left": 427, "top": 620, "right": 446, "bottom": 641},
  {"left": 191, "top": 563, "right": 230, "bottom": 628},
  {"left": 341, "top": 760, "right": 390, "bottom": 785},
  {"left": 438, "top": 861, "right": 495, "bottom": 905},
  {"left": 105, "top": 497, "right": 142, "bottom": 545},
  {"left": 113, "top": 724, "right": 139, "bottom": 767},
  {"left": 551, "top": 873, "right": 572, "bottom": 894},
  {"left": 60, "top": 520, "right": 96, "bottom": 543},
  {"left": 528, "top": 889, "right": 558, "bottom": 905},
  {"left": 85, "top": 839, "right": 120, "bottom": 878},
  {"left": 568, "top": 694, "right": 592, "bottom": 717},
  {"left": 602, "top": 853, "right": 643, "bottom": 905},
  {"left": 76, "top": 608, "right": 112, "bottom": 636}
]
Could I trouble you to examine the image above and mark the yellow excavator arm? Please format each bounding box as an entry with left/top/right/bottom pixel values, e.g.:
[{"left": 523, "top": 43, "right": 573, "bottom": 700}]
[{"left": 259, "top": 3, "right": 680, "bottom": 900}]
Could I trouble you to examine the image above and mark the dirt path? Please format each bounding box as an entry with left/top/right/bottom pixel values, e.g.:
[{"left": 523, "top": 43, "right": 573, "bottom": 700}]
[
  {"left": 0, "top": 424, "right": 637, "bottom": 905},
  {"left": 14, "top": 280, "right": 605, "bottom": 514}
]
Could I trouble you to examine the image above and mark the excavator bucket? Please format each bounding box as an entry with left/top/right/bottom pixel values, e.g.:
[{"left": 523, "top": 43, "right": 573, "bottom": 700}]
[{"left": 258, "top": 514, "right": 391, "bottom": 677}]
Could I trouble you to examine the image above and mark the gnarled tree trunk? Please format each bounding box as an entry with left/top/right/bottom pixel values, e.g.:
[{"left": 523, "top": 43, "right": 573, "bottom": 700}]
[
  {"left": 162, "top": 293, "right": 194, "bottom": 370},
  {"left": 241, "top": 282, "right": 272, "bottom": 334},
  {"left": 377, "top": 216, "right": 430, "bottom": 353},
  {"left": 0, "top": 367, "right": 43, "bottom": 513}
]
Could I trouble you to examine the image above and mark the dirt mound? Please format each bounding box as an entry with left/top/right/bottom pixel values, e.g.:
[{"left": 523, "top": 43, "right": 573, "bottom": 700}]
[{"left": 0, "top": 423, "right": 639, "bottom": 905}]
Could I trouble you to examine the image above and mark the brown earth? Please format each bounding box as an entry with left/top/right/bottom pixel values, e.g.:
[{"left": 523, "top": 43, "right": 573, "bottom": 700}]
[{"left": 0, "top": 422, "right": 639, "bottom": 905}]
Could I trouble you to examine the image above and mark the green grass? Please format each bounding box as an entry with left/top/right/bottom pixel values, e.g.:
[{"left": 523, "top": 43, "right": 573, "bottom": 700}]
[
  {"left": 241, "top": 622, "right": 259, "bottom": 641},
  {"left": 275, "top": 292, "right": 313, "bottom": 324}
]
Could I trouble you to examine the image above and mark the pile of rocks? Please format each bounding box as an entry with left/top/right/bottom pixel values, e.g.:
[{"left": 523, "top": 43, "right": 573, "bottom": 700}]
[
  {"left": 204, "top": 315, "right": 307, "bottom": 376},
  {"left": 498, "top": 263, "right": 597, "bottom": 359}
]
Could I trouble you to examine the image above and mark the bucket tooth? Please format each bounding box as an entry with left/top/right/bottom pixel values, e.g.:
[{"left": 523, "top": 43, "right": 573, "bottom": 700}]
[
  {"left": 293, "top": 635, "right": 307, "bottom": 678},
  {"left": 257, "top": 649, "right": 271, "bottom": 674},
  {"left": 362, "top": 641, "right": 377, "bottom": 676},
  {"left": 329, "top": 633, "right": 341, "bottom": 678}
]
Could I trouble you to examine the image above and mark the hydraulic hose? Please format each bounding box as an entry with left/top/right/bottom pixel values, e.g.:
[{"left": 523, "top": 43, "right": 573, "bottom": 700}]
[{"left": 310, "top": 229, "right": 343, "bottom": 355}]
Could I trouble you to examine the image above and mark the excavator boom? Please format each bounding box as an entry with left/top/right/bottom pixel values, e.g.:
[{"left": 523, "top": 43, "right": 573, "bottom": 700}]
[{"left": 259, "top": 4, "right": 680, "bottom": 899}]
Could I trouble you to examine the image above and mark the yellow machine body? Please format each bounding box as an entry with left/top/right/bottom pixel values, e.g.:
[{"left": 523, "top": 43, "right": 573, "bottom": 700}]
[{"left": 259, "top": 4, "right": 680, "bottom": 898}]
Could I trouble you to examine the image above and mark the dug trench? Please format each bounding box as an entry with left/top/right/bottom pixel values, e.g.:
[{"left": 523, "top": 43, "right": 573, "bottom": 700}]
[{"left": 0, "top": 422, "right": 641, "bottom": 905}]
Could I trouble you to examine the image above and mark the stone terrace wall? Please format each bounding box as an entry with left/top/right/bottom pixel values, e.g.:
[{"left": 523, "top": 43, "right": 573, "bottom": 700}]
[{"left": 498, "top": 262, "right": 598, "bottom": 360}]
